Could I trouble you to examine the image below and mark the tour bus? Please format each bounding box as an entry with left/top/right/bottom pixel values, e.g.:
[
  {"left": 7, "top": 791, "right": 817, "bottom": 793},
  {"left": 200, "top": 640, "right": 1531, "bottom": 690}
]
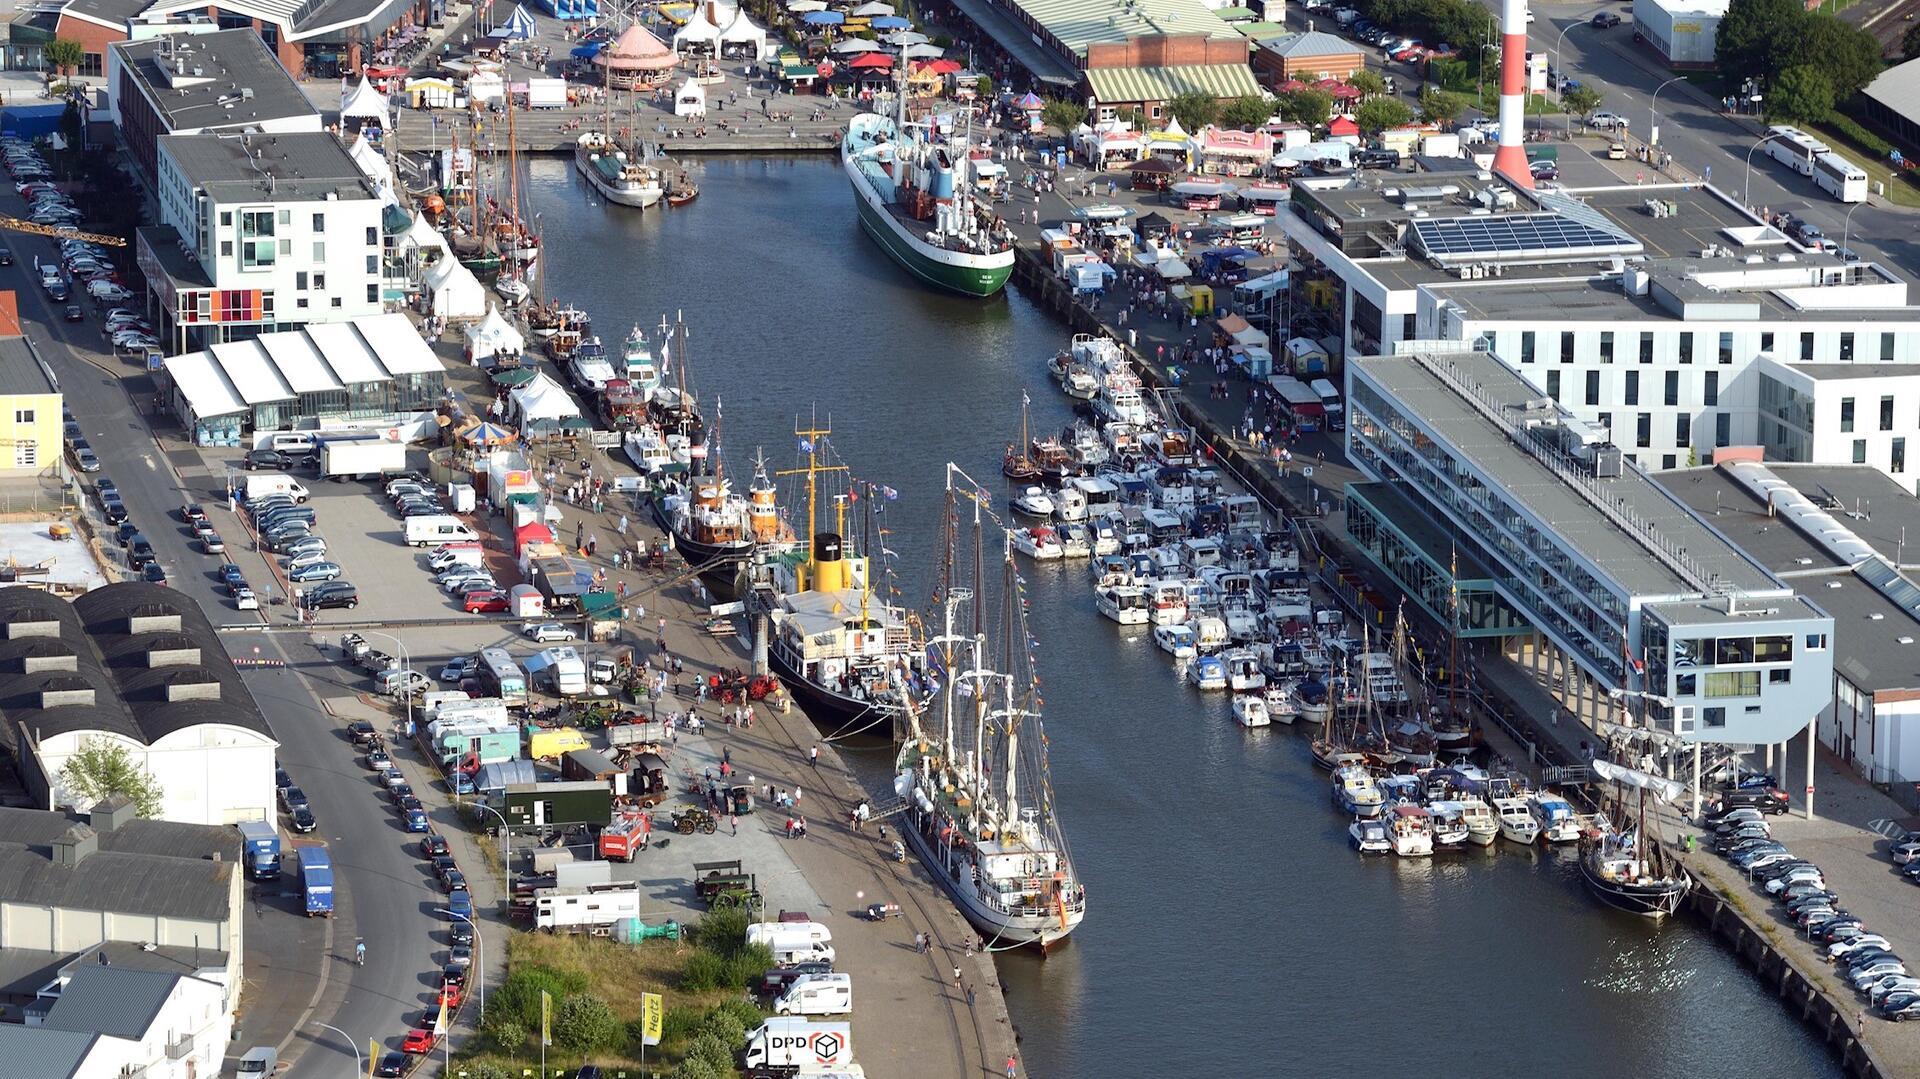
[
  {"left": 1812, "top": 151, "right": 1868, "bottom": 204},
  {"left": 1233, "top": 270, "right": 1289, "bottom": 324},
  {"left": 1764, "top": 125, "right": 1829, "bottom": 177},
  {"left": 478, "top": 647, "right": 528, "bottom": 706}
]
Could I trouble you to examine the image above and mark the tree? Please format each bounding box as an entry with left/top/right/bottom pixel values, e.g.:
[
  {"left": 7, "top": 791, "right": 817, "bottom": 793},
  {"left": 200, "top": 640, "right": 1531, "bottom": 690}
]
[
  {"left": 553, "top": 992, "right": 619, "bottom": 1052},
  {"left": 484, "top": 1016, "right": 526, "bottom": 1053},
  {"left": 1716, "top": 0, "right": 1806, "bottom": 92},
  {"left": 1905, "top": 21, "right": 1920, "bottom": 61},
  {"left": 58, "top": 737, "right": 162, "bottom": 818},
  {"left": 43, "top": 39, "right": 82, "bottom": 79},
  {"left": 465, "top": 1064, "right": 513, "bottom": 1079},
  {"left": 1418, "top": 88, "right": 1466, "bottom": 125},
  {"left": 973, "top": 74, "right": 993, "bottom": 101},
  {"left": 1768, "top": 64, "right": 1836, "bottom": 124},
  {"left": 1793, "top": 14, "right": 1885, "bottom": 101},
  {"left": 1562, "top": 85, "right": 1604, "bottom": 121},
  {"left": 1277, "top": 87, "right": 1334, "bottom": 127},
  {"left": 1348, "top": 69, "right": 1388, "bottom": 98},
  {"left": 1167, "top": 91, "right": 1220, "bottom": 131},
  {"left": 1354, "top": 96, "right": 1415, "bottom": 134},
  {"left": 1039, "top": 99, "right": 1085, "bottom": 133},
  {"left": 1219, "top": 95, "right": 1275, "bottom": 129}
]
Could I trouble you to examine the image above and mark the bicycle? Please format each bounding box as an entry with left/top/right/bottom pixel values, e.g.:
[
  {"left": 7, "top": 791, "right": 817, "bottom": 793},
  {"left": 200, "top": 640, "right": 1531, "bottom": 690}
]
[{"left": 354, "top": 939, "right": 365, "bottom": 966}]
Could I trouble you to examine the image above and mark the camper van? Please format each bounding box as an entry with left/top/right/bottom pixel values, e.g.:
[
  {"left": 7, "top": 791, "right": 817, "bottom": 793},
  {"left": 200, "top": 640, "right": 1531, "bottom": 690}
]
[
  {"left": 774, "top": 973, "right": 854, "bottom": 1017},
  {"left": 1308, "top": 378, "right": 1345, "bottom": 430}
]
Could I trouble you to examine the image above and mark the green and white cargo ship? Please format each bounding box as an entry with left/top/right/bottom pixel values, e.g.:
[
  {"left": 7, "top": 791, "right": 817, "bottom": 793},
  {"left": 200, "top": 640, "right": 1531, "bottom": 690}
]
[{"left": 841, "top": 109, "right": 1014, "bottom": 298}]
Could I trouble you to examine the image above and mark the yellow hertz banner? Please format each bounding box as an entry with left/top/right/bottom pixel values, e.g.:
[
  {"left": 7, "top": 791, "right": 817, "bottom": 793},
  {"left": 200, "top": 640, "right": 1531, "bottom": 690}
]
[
  {"left": 541, "top": 989, "right": 553, "bottom": 1047},
  {"left": 641, "top": 992, "right": 663, "bottom": 1046},
  {"left": 368, "top": 1040, "right": 377, "bottom": 1079}
]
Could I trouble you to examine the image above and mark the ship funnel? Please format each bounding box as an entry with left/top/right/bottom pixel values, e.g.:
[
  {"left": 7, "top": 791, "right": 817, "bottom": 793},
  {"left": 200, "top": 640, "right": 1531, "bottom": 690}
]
[
  {"left": 1492, "top": 0, "right": 1535, "bottom": 189},
  {"left": 810, "top": 533, "right": 850, "bottom": 593}
]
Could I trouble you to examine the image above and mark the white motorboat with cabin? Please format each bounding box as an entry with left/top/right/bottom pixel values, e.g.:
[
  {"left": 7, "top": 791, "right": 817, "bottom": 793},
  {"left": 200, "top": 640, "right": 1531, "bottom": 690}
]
[
  {"left": 1493, "top": 797, "right": 1541, "bottom": 844},
  {"left": 1232, "top": 696, "right": 1270, "bottom": 728},
  {"left": 1187, "top": 654, "right": 1227, "bottom": 691},
  {"left": 1261, "top": 682, "right": 1298, "bottom": 724},
  {"left": 1056, "top": 522, "right": 1092, "bottom": 558},
  {"left": 1387, "top": 804, "right": 1435, "bottom": 857},
  {"left": 1011, "top": 526, "right": 1064, "bottom": 560},
  {"left": 1457, "top": 797, "right": 1499, "bottom": 846},
  {"left": 1096, "top": 585, "right": 1151, "bottom": 626},
  {"left": 1152, "top": 622, "right": 1197, "bottom": 657},
  {"left": 1223, "top": 648, "right": 1265, "bottom": 693},
  {"left": 1427, "top": 802, "right": 1472, "bottom": 849},
  {"left": 1149, "top": 582, "right": 1188, "bottom": 627},
  {"left": 1349, "top": 817, "right": 1391, "bottom": 854},
  {"left": 1333, "top": 764, "right": 1385, "bottom": 818},
  {"left": 1011, "top": 486, "right": 1055, "bottom": 518},
  {"left": 1529, "top": 792, "right": 1581, "bottom": 843}
]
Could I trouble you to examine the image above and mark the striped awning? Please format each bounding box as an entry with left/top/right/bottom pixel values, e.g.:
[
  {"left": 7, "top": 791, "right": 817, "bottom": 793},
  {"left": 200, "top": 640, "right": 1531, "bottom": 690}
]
[{"left": 1085, "top": 64, "right": 1261, "bottom": 106}]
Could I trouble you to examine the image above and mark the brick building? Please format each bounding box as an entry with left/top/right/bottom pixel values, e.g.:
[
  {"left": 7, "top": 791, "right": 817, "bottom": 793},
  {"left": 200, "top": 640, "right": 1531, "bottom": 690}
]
[{"left": 1252, "top": 30, "right": 1364, "bottom": 83}]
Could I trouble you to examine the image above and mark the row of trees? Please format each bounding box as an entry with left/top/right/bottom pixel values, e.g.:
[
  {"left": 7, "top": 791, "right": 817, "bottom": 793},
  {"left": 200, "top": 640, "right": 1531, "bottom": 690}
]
[
  {"left": 1042, "top": 76, "right": 1467, "bottom": 139},
  {"left": 1717, "top": 0, "right": 1884, "bottom": 125}
]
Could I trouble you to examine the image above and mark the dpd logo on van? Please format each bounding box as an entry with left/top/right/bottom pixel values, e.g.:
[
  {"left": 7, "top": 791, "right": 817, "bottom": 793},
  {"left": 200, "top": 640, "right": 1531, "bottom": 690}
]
[{"left": 811, "top": 1032, "right": 844, "bottom": 1061}]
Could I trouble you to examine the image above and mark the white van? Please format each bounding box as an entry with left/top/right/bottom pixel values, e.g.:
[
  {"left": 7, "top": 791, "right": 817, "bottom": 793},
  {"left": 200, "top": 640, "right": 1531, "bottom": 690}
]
[
  {"left": 429, "top": 546, "right": 487, "bottom": 571},
  {"left": 747, "top": 920, "right": 832, "bottom": 949},
  {"left": 269, "top": 431, "right": 318, "bottom": 455},
  {"left": 774, "top": 973, "right": 853, "bottom": 1017},
  {"left": 772, "top": 939, "right": 837, "bottom": 966},
  {"left": 406, "top": 514, "right": 478, "bottom": 547}
]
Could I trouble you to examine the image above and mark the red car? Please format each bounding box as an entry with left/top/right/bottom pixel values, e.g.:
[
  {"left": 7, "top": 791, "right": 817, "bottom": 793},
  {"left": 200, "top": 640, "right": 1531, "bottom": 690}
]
[
  {"left": 462, "top": 590, "right": 508, "bottom": 613},
  {"left": 436, "top": 983, "right": 465, "bottom": 1010},
  {"left": 401, "top": 1028, "right": 437, "bottom": 1054}
]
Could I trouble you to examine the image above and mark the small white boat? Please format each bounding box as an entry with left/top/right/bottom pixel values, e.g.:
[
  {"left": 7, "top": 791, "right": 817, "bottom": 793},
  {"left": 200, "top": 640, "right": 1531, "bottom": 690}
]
[
  {"left": 1096, "top": 585, "right": 1151, "bottom": 626},
  {"left": 1231, "top": 695, "right": 1270, "bottom": 728},
  {"left": 1011, "top": 486, "right": 1056, "bottom": 518},
  {"left": 1493, "top": 797, "right": 1541, "bottom": 845},
  {"left": 1223, "top": 648, "right": 1265, "bottom": 693},
  {"left": 1427, "top": 801, "right": 1473, "bottom": 849},
  {"left": 1061, "top": 363, "right": 1098, "bottom": 400},
  {"left": 1349, "top": 817, "right": 1391, "bottom": 854},
  {"left": 1056, "top": 522, "right": 1093, "bottom": 558},
  {"left": 1186, "top": 654, "right": 1227, "bottom": 691},
  {"left": 495, "top": 275, "right": 531, "bottom": 304},
  {"left": 1387, "top": 804, "right": 1435, "bottom": 857},
  {"left": 1528, "top": 792, "right": 1582, "bottom": 844},
  {"left": 1261, "top": 683, "right": 1298, "bottom": 724},
  {"left": 1053, "top": 485, "right": 1088, "bottom": 523},
  {"left": 1011, "top": 526, "right": 1064, "bottom": 560},
  {"left": 1152, "top": 622, "right": 1197, "bottom": 657},
  {"left": 1457, "top": 797, "right": 1500, "bottom": 846},
  {"left": 1291, "top": 678, "right": 1331, "bottom": 723},
  {"left": 1149, "top": 582, "right": 1188, "bottom": 627},
  {"left": 1090, "top": 524, "right": 1122, "bottom": 557},
  {"left": 1333, "top": 764, "right": 1385, "bottom": 818}
]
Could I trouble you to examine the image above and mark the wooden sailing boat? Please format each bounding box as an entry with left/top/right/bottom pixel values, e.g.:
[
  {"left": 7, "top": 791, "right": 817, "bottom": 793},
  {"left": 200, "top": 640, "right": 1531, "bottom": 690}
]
[{"left": 1002, "top": 391, "right": 1044, "bottom": 482}]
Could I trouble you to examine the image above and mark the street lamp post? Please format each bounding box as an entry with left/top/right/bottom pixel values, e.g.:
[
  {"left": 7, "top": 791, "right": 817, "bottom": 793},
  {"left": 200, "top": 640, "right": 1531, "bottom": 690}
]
[
  {"left": 464, "top": 799, "right": 513, "bottom": 895},
  {"left": 1550, "top": 18, "right": 1595, "bottom": 137},
  {"left": 1477, "top": 42, "right": 1499, "bottom": 114},
  {"left": 440, "top": 907, "right": 485, "bottom": 1018},
  {"left": 1648, "top": 74, "right": 1685, "bottom": 148},
  {"left": 1841, "top": 200, "right": 1865, "bottom": 260},
  {"left": 311, "top": 1022, "right": 363, "bottom": 1079},
  {"left": 1743, "top": 131, "right": 1782, "bottom": 209}
]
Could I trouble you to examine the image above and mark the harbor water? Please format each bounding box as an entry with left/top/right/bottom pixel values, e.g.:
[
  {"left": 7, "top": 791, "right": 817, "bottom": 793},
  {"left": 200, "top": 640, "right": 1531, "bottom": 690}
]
[{"left": 520, "top": 154, "right": 1839, "bottom": 1077}]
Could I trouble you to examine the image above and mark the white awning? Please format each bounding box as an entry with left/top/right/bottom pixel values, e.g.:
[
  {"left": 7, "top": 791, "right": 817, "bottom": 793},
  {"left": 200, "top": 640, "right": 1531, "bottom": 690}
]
[
  {"left": 257, "top": 330, "right": 342, "bottom": 394},
  {"left": 358, "top": 312, "right": 443, "bottom": 375},
  {"left": 163, "top": 351, "right": 248, "bottom": 419},
  {"left": 510, "top": 371, "right": 582, "bottom": 421},
  {"left": 307, "top": 321, "right": 387, "bottom": 384},
  {"left": 209, "top": 340, "right": 294, "bottom": 405}
]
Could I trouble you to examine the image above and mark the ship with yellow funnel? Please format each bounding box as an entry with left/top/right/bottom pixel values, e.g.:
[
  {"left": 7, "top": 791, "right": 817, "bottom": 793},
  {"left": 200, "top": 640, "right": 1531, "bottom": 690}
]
[
  {"left": 657, "top": 432, "right": 794, "bottom": 599},
  {"left": 765, "top": 424, "right": 923, "bottom": 739}
]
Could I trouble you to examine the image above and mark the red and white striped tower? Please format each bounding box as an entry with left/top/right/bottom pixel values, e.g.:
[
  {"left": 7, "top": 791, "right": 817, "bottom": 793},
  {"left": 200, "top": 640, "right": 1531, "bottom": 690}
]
[{"left": 1491, "top": 0, "right": 1534, "bottom": 189}]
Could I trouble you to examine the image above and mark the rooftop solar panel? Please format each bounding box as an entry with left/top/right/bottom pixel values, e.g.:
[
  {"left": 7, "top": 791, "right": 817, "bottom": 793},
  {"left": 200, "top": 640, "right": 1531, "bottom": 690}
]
[{"left": 1411, "top": 212, "right": 1642, "bottom": 263}]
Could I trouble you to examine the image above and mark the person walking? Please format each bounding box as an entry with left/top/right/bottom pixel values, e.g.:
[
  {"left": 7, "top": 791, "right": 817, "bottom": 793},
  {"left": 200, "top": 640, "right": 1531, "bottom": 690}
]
[
  {"left": 953, "top": 964, "right": 963, "bottom": 987},
  {"left": 810, "top": 744, "right": 820, "bottom": 769},
  {"left": 1006, "top": 1055, "right": 1019, "bottom": 1079}
]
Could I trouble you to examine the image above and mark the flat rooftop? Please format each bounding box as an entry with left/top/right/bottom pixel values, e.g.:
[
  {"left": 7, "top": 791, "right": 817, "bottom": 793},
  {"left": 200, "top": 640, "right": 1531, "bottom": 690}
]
[
  {"left": 1352, "top": 348, "right": 1782, "bottom": 598},
  {"left": 160, "top": 131, "right": 371, "bottom": 204},
  {"left": 1655, "top": 466, "right": 1850, "bottom": 576},
  {"left": 115, "top": 30, "right": 318, "bottom": 134},
  {"left": 1431, "top": 256, "right": 1915, "bottom": 324}
]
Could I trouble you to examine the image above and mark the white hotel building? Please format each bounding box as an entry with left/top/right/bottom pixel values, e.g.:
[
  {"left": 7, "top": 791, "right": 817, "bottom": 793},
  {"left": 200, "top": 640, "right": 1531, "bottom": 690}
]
[{"left": 1277, "top": 175, "right": 1920, "bottom": 485}]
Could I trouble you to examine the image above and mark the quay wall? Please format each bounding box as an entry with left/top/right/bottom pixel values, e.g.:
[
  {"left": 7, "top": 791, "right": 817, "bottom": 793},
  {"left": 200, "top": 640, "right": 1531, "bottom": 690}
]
[{"left": 1006, "top": 240, "right": 1891, "bottom": 1078}]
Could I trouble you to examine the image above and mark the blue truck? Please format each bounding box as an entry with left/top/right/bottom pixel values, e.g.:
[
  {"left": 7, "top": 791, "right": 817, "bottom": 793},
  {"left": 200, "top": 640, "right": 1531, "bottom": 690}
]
[
  {"left": 236, "top": 821, "right": 281, "bottom": 881},
  {"left": 299, "top": 845, "right": 335, "bottom": 917}
]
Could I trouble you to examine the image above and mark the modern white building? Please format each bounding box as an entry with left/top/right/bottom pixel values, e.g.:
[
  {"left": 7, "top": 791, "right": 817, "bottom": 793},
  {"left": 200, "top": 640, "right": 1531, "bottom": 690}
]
[
  {"left": 2, "top": 964, "right": 234, "bottom": 1079},
  {"left": 1279, "top": 176, "right": 1920, "bottom": 483},
  {"left": 1631, "top": 0, "right": 1727, "bottom": 69},
  {"left": 1345, "top": 348, "right": 1834, "bottom": 765},
  {"left": 0, "top": 583, "right": 277, "bottom": 828},
  {"left": 137, "top": 129, "right": 385, "bottom": 352}
]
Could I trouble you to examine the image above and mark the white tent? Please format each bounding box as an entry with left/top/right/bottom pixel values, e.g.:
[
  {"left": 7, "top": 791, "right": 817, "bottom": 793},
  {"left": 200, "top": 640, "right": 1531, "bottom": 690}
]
[
  {"left": 510, "top": 372, "right": 583, "bottom": 422},
  {"left": 465, "top": 305, "right": 526, "bottom": 362},
  {"left": 340, "top": 77, "right": 390, "bottom": 126},
  {"left": 717, "top": 8, "right": 770, "bottom": 59},
  {"left": 850, "top": 0, "right": 893, "bottom": 14},
  {"left": 674, "top": 79, "right": 707, "bottom": 117},
  {"left": 347, "top": 134, "right": 393, "bottom": 198},
  {"left": 672, "top": 2, "right": 727, "bottom": 51},
  {"left": 401, "top": 211, "right": 449, "bottom": 259},
  {"left": 786, "top": 0, "right": 827, "bottom": 9},
  {"left": 831, "top": 37, "right": 880, "bottom": 54},
  {"left": 423, "top": 256, "right": 486, "bottom": 318},
  {"left": 466, "top": 70, "right": 505, "bottom": 103}
]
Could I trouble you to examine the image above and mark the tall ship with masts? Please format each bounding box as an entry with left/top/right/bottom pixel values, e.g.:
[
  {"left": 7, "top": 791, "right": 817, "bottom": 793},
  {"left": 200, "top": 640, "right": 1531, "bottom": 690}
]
[
  {"left": 840, "top": 56, "right": 1014, "bottom": 297},
  {"left": 763, "top": 424, "right": 923, "bottom": 738},
  {"left": 893, "top": 463, "right": 1085, "bottom": 951}
]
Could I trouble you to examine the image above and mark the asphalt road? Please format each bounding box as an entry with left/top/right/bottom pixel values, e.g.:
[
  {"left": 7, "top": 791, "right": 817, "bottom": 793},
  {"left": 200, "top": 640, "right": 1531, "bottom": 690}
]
[{"left": 0, "top": 187, "right": 445, "bottom": 1073}]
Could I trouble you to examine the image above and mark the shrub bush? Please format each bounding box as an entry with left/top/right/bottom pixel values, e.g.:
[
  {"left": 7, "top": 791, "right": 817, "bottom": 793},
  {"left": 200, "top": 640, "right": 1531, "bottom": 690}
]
[
  {"left": 484, "top": 1016, "right": 527, "bottom": 1054},
  {"left": 494, "top": 965, "right": 590, "bottom": 1028},
  {"left": 697, "top": 907, "right": 751, "bottom": 956},
  {"left": 657, "top": 1005, "right": 704, "bottom": 1049},
  {"left": 680, "top": 951, "right": 727, "bottom": 992},
  {"left": 554, "top": 992, "right": 620, "bottom": 1052},
  {"left": 722, "top": 945, "right": 774, "bottom": 990},
  {"left": 696, "top": 1008, "right": 748, "bottom": 1048},
  {"left": 1828, "top": 114, "right": 1892, "bottom": 158},
  {"left": 686, "top": 1033, "right": 734, "bottom": 1073},
  {"left": 670, "top": 1058, "right": 724, "bottom": 1079},
  {"left": 713, "top": 997, "right": 766, "bottom": 1032},
  {"left": 467, "top": 1063, "right": 514, "bottom": 1079}
]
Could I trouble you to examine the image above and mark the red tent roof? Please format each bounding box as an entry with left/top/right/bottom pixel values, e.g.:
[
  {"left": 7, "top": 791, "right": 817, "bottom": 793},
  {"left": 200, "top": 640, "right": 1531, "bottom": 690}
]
[
  {"left": 914, "top": 57, "right": 962, "bottom": 74},
  {"left": 848, "top": 51, "right": 894, "bottom": 68},
  {"left": 1276, "top": 78, "right": 1306, "bottom": 91},
  {"left": 1328, "top": 117, "right": 1359, "bottom": 135},
  {"left": 515, "top": 522, "right": 554, "bottom": 544}
]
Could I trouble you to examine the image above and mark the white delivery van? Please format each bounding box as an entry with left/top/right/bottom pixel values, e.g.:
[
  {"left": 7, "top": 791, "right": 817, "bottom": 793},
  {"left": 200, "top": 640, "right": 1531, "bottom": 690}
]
[
  {"left": 1308, "top": 378, "right": 1345, "bottom": 431},
  {"left": 772, "top": 938, "right": 837, "bottom": 967},
  {"left": 245, "top": 474, "right": 311, "bottom": 503},
  {"left": 268, "top": 431, "right": 319, "bottom": 455},
  {"left": 740, "top": 1019, "right": 854, "bottom": 1073},
  {"left": 774, "top": 973, "right": 853, "bottom": 1017},
  {"left": 429, "top": 546, "right": 487, "bottom": 571},
  {"left": 406, "top": 514, "right": 478, "bottom": 547},
  {"left": 748, "top": 921, "right": 832, "bottom": 949}
]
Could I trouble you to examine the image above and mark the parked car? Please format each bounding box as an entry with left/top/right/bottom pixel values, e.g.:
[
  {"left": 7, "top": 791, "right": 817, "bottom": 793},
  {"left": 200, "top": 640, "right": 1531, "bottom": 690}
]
[
  {"left": 421, "top": 833, "right": 450, "bottom": 858},
  {"left": 142, "top": 562, "right": 168, "bottom": 585},
  {"left": 302, "top": 582, "right": 359, "bottom": 610},
  {"left": 290, "top": 805, "right": 317, "bottom": 833},
  {"left": 1591, "top": 11, "right": 1621, "bottom": 26},
  {"left": 462, "top": 590, "right": 509, "bottom": 613},
  {"left": 438, "top": 656, "right": 478, "bottom": 682},
  {"left": 71, "top": 444, "right": 99, "bottom": 472},
  {"left": 401, "top": 1029, "right": 436, "bottom": 1054},
  {"left": 234, "top": 587, "right": 259, "bottom": 610},
  {"left": 523, "top": 621, "right": 575, "bottom": 642},
  {"left": 244, "top": 448, "right": 294, "bottom": 471}
]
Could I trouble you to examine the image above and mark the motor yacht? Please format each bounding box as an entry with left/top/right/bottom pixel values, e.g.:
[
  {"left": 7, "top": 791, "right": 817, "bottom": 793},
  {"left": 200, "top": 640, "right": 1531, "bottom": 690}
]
[
  {"left": 1387, "top": 804, "right": 1435, "bottom": 857},
  {"left": 1231, "top": 696, "right": 1270, "bottom": 728},
  {"left": 1528, "top": 792, "right": 1581, "bottom": 844},
  {"left": 1333, "top": 764, "right": 1385, "bottom": 818},
  {"left": 1056, "top": 522, "right": 1093, "bottom": 558},
  {"left": 1186, "top": 654, "right": 1227, "bottom": 691},
  {"left": 1010, "top": 486, "right": 1055, "bottom": 518},
  {"left": 1493, "top": 797, "right": 1541, "bottom": 844},
  {"left": 1349, "top": 817, "right": 1391, "bottom": 854},
  {"left": 1152, "top": 622, "right": 1197, "bottom": 657},
  {"left": 1010, "top": 526, "right": 1064, "bottom": 560},
  {"left": 1096, "top": 585, "right": 1151, "bottom": 626}
]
